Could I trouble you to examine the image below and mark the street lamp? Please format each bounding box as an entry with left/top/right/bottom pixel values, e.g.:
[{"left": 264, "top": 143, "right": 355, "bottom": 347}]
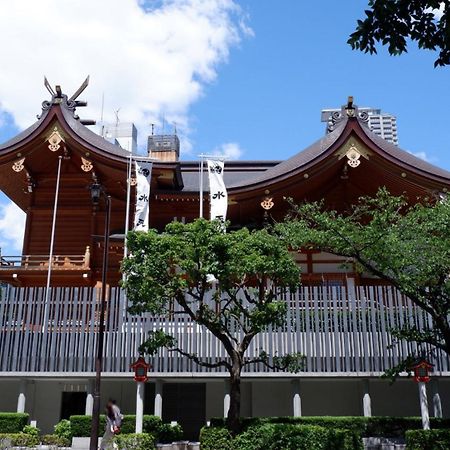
[
  {"left": 89, "top": 183, "right": 112, "bottom": 450},
  {"left": 411, "top": 358, "right": 433, "bottom": 430}
]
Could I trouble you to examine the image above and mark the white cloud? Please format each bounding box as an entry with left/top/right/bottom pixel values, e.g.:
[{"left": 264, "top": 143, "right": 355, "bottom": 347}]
[
  {"left": 409, "top": 151, "right": 430, "bottom": 162},
  {"left": 213, "top": 142, "right": 244, "bottom": 159},
  {"left": 0, "top": 0, "right": 249, "bottom": 154},
  {"left": 0, "top": 202, "right": 26, "bottom": 254},
  {"left": 426, "top": 3, "right": 445, "bottom": 19}
]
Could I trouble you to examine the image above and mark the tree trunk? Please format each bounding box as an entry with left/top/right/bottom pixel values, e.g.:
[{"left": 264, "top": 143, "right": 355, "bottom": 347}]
[{"left": 226, "top": 362, "right": 242, "bottom": 435}]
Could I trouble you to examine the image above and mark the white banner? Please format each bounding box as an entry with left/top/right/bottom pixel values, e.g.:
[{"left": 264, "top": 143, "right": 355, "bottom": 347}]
[
  {"left": 133, "top": 161, "right": 152, "bottom": 231},
  {"left": 207, "top": 159, "right": 227, "bottom": 222}
]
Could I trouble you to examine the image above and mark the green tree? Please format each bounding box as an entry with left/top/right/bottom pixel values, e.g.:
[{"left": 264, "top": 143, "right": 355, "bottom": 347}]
[
  {"left": 122, "top": 219, "right": 303, "bottom": 433},
  {"left": 279, "top": 188, "right": 450, "bottom": 373},
  {"left": 349, "top": 1, "right": 450, "bottom": 67}
]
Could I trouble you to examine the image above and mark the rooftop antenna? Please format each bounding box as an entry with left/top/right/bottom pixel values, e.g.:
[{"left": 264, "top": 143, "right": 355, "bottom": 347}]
[
  {"left": 100, "top": 93, "right": 105, "bottom": 137},
  {"left": 151, "top": 123, "right": 154, "bottom": 136},
  {"left": 173, "top": 122, "right": 177, "bottom": 135},
  {"left": 162, "top": 114, "right": 165, "bottom": 136},
  {"left": 114, "top": 108, "right": 120, "bottom": 128}
]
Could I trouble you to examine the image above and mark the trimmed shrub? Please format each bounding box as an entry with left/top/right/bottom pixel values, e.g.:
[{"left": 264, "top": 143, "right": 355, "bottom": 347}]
[
  {"left": 199, "top": 426, "right": 234, "bottom": 450},
  {"left": 114, "top": 433, "right": 155, "bottom": 450},
  {"left": 208, "top": 416, "right": 450, "bottom": 438},
  {"left": 0, "top": 413, "right": 29, "bottom": 433},
  {"left": 406, "top": 429, "right": 450, "bottom": 450},
  {"left": 70, "top": 414, "right": 163, "bottom": 438},
  {"left": 41, "top": 434, "right": 71, "bottom": 447},
  {"left": 0, "top": 432, "right": 39, "bottom": 447},
  {"left": 200, "top": 424, "right": 361, "bottom": 450},
  {"left": 70, "top": 415, "right": 105, "bottom": 437},
  {"left": 54, "top": 419, "right": 72, "bottom": 440},
  {"left": 158, "top": 422, "right": 183, "bottom": 443}
]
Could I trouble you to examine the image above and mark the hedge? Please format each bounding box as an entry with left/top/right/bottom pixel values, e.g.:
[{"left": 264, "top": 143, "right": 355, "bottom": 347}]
[
  {"left": 41, "top": 434, "right": 72, "bottom": 447},
  {"left": 0, "top": 413, "right": 29, "bottom": 433},
  {"left": 70, "top": 414, "right": 173, "bottom": 442},
  {"left": 209, "top": 416, "right": 450, "bottom": 438},
  {"left": 405, "top": 429, "right": 450, "bottom": 450},
  {"left": 114, "top": 433, "right": 156, "bottom": 450},
  {"left": 0, "top": 432, "right": 39, "bottom": 447},
  {"left": 200, "top": 424, "right": 362, "bottom": 450}
]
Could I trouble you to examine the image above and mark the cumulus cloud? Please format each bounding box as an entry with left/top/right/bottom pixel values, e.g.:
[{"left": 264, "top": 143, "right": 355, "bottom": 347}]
[
  {"left": 214, "top": 142, "right": 244, "bottom": 159},
  {"left": 0, "top": 0, "right": 249, "bottom": 153},
  {"left": 0, "top": 202, "right": 26, "bottom": 254}
]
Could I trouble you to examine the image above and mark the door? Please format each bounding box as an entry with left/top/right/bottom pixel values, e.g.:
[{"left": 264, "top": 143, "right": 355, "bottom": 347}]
[
  {"left": 60, "top": 392, "right": 87, "bottom": 420},
  {"left": 162, "top": 383, "right": 206, "bottom": 441}
]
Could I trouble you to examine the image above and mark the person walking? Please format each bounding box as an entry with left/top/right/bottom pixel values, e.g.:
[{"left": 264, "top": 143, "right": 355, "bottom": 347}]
[{"left": 99, "top": 399, "right": 123, "bottom": 450}]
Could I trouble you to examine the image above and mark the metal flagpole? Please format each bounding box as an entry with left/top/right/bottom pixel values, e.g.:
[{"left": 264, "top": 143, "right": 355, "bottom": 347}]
[
  {"left": 199, "top": 156, "right": 204, "bottom": 218},
  {"left": 123, "top": 154, "right": 133, "bottom": 263},
  {"left": 42, "top": 155, "right": 63, "bottom": 333}
]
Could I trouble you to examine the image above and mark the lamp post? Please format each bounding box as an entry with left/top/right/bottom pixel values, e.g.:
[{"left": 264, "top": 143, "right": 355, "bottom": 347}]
[
  {"left": 89, "top": 183, "right": 112, "bottom": 450},
  {"left": 411, "top": 358, "right": 433, "bottom": 430}
]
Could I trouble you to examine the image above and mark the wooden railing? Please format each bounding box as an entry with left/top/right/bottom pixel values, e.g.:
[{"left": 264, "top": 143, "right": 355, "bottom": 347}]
[
  {"left": 0, "top": 247, "right": 90, "bottom": 271},
  {"left": 0, "top": 284, "right": 448, "bottom": 374}
]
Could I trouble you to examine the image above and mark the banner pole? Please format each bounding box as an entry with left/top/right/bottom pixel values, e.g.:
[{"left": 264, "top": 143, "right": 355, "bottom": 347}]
[{"left": 199, "top": 156, "right": 204, "bottom": 218}]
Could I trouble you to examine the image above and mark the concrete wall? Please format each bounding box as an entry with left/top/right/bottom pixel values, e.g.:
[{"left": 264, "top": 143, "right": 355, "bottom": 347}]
[{"left": 0, "top": 377, "right": 449, "bottom": 434}]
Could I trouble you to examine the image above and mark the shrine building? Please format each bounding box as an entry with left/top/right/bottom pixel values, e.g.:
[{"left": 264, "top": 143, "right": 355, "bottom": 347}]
[{"left": 0, "top": 87, "right": 449, "bottom": 437}]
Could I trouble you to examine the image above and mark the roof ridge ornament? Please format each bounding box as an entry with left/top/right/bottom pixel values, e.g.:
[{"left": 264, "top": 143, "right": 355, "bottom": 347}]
[
  {"left": 39, "top": 76, "right": 92, "bottom": 121},
  {"left": 326, "top": 96, "right": 370, "bottom": 133}
]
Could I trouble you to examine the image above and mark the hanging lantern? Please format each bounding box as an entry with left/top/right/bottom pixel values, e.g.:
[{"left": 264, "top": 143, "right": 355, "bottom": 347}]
[
  {"left": 411, "top": 359, "right": 433, "bottom": 383},
  {"left": 131, "top": 356, "right": 151, "bottom": 382}
]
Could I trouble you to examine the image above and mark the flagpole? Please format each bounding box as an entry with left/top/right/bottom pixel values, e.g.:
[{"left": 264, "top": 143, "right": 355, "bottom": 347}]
[
  {"left": 123, "top": 154, "right": 133, "bottom": 263},
  {"left": 199, "top": 156, "right": 204, "bottom": 218},
  {"left": 42, "top": 155, "right": 63, "bottom": 333}
]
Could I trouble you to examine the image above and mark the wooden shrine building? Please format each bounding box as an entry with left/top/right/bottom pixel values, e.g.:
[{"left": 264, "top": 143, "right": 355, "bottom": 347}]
[{"left": 0, "top": 88, "right": 449, "bottom": 436}]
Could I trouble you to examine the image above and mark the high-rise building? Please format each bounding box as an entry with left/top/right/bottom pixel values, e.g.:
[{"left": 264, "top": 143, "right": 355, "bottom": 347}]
[{"left": 321, "top": 107, "right": 398, "bottom": 145}]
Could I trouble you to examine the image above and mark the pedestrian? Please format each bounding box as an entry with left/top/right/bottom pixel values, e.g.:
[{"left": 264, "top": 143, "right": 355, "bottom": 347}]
[{"left": 100, "top": 399, "right": 123, "bottom": 450}]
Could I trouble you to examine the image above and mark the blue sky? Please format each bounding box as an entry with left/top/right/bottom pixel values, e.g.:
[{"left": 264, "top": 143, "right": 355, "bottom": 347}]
[{"left": 0, "top": 0, "right": 449, "bottom": 255}]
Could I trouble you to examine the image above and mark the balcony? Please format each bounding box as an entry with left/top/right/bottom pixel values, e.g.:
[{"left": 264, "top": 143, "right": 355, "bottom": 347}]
[{"left": 0, "top": 247, "right": 91, "bottom": 286}]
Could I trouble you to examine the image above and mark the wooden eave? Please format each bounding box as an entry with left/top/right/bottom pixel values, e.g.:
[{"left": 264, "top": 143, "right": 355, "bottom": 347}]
[{"left": 227, "top": 117, "right": 450, "bottom": 203}]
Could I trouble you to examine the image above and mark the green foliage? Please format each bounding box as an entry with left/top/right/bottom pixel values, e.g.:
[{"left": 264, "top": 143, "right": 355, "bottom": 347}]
[
  {"left": 158, "top": 423, "right": 183, "bottom": 443},
  {"left": 279, "top": 188, "right": 450, "bottom": 367},
  {"left": 0, "top": 413, "right": 29, "bottom": 433},
  {"left": 200, "top": 424, "right": 361, "bottom": 450},
  {"left": 70, "top": 415, "right": 105, "bottom": 437},
  {"left": 0, "top": 432, "right": 39, "bottom": 447},
  {"left": 54, "top": 419, "right": 72, "bottom": 440},
  {"left": 70, "top": 414, "right": 169, "bottom": 442},
  {"left": 123, "top": 219, "right": 304, "bottom": 430},
  {"left": 406, "top": 429, "right": 450, "bottom": 450},
  {"left": 199, "top": 426, "right": 234, "bottom": 450},
  {"left": 114, "top": 433, "right": 156, "bottom": 450},
  {"left": 42, "top": 434, "right": 71, "bottom": 447},
  {"left": 22, "top": 424, "right": 40, "bottom": 437},
  {"left": 348, "top": 0, "right": 450, "bottom": 67},
  {"left": 208, "top": 416, "right": 450, "bottom": 438}
]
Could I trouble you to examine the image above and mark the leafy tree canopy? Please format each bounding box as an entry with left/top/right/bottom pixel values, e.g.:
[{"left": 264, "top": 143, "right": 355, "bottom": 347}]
[
  {"left": 122, "top": 219, "right": 303, "bottom": 432},
  {"left": 349, "top": 1, "right": 450, "bottom": 67},
  {"left": 278, "top": 188, "right": 450, "bottom": 374}
]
